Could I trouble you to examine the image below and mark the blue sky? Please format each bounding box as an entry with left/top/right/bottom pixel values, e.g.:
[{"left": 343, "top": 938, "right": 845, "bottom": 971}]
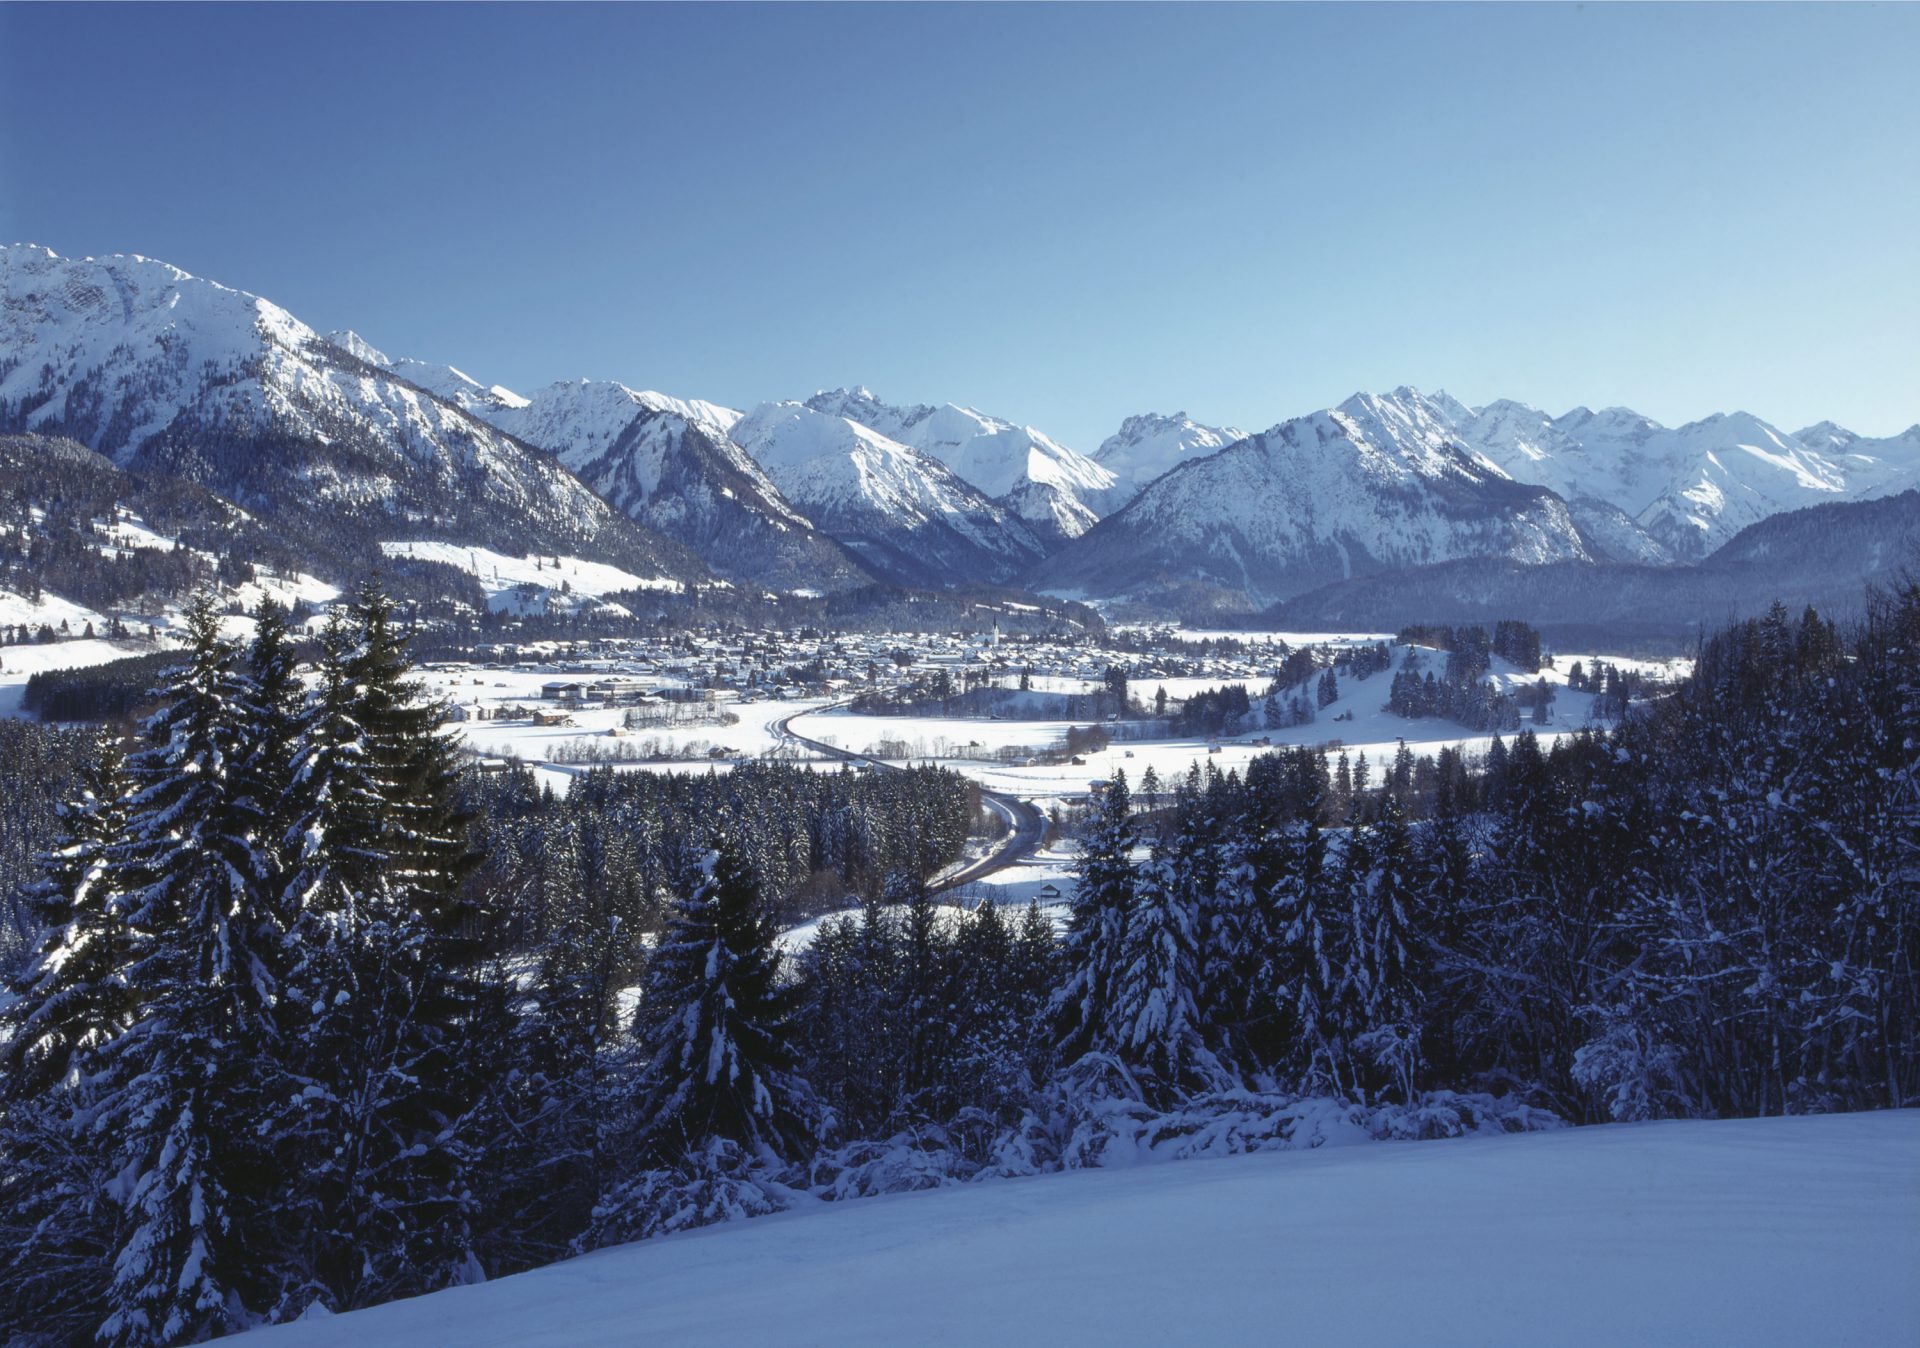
[{"left": 3, "top": 2, "right": 1915, "bottom": 448}]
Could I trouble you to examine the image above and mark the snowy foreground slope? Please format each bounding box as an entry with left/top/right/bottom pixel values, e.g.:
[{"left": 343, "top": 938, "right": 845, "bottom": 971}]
[{"left": 262, "top": 1111, "right": 1917, "bottom": 1346}]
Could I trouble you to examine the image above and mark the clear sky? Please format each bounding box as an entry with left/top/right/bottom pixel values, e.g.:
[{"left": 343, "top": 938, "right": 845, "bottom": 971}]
[{"left": 3, "top": 2, "right": 1915, "bottom": 448}]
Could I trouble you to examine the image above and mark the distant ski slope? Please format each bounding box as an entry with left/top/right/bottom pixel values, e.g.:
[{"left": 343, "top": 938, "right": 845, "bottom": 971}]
[{"left": 263, "top": 1110, "right": 1918, "bottom": 1347}]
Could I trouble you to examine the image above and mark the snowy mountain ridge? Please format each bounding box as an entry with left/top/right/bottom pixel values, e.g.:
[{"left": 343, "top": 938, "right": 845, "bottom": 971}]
[
  {"left": 1094, "top": 410, "right": 1250, "bottom": 501},
  {"left": 5, "top": 244, "right": 1914, "bottom": 610},
  {"left": 804, "top": 386, "right": 1123, "bottom": 543},
  {"left": 1040, "top": 388, "right": 1597, "bottom": 609},
  {"left": 729, "top": 400, "right": 1047, "bottom": 587},
  {"left": 0, "top": 244, "right": 704, "bottom": 584},
  {"left": 1453, "top": 394, "right": 1918, "bottom": 561}
]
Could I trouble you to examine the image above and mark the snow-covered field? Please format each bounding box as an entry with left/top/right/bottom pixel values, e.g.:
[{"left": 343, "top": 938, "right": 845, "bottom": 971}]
[
  {"left": 260, "top": 1109, "right": 1920, "bottom": 1346},
  {"left": 798, "top": 643, "right": 1615, "bottom": 799},
  {"left": 968, "top": 837, "right": 1079, "bottom": 918},
  {"left": 378, "top": 541, "right": 681, "bottom": 614},
  {"left": 412, "top": 663, "right": 834, "bottom": 773},
  {"left": 0, "top": 586, "right": 111, "bottom": 634}
]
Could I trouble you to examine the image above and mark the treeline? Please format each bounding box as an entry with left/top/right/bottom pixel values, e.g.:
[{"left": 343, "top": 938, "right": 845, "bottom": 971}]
[
  {"left": 1168, "top": 682, "right": 1254, "bottom": 737},
  {"left": 19, "top": 651, "right": 186, "bottom": 723},
  {"left": 1564, "top": 658, "right": 1657, "bottom": 720},
  {"left": 1067, "top": 596, "right": 1917, "bottom": 1122},
  {"left": 1385, "top": 644, "right": 1531, "bottom": 730},
  {"left": 1397, "top": 619, "right": 1543, "bottom": 674},
  {"left": 466, "top": 757, "right": 976, "bottom": 937}
]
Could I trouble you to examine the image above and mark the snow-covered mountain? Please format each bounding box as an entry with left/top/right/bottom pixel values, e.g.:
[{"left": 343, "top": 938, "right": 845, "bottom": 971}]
[
  {"left": 0, "top": 245, "right": 703, "bottom": 584},
  {"left": 1458, "top": 399, "right": 1920, "bottom": 562},
  {"left": 474, "top": 379, "right": 871, "bottom": 593},
  {"left": 1039, "top": 389, "right": 1595, "bottom": 608},
  {"left": 1274, "top": 488, "right": 1920, "bottom": 639},
  {"left": 7, "top": 244, "right": 1912, "bottom": 612},
  {"left": 732, "top": 401, "right": 1046, "bottom": 587},
  {"left": 1791, "top": 420, "right": 1920, "bottom": 499},
  {"left": 804, "top": 388, "right": 1121, "bottom": 544},
  {"left": 1094, "top": 412, "right": 1248, "bottom": 501},
  {"left": 322, "top": 329, "right": 531, "bottom": 418}
]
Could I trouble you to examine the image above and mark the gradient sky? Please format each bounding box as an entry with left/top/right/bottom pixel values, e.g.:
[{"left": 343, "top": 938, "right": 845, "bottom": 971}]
[{"left": 3, "top": 2, "right": 1915, "bottom": 448}]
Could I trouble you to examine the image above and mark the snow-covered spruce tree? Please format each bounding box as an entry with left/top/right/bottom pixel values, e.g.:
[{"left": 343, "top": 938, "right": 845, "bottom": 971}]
[
  {"left": 1109, "top": 827, "right": 1232, "bottom": 1108},
  {"left": 243, "top": 599, "right": 304, "bottom": 902},
  {"left": 1051, "top": 769, "right": 1135, "bottom": 1064},
  {"left": 1843, "top": 577, "right": 1920, "bottom": 1107},
  {"left": 794, "top": 895, "right": 900, "bottom": 1138},
  {"left": 587, "top": 833, "right": 819, "bottom": 1247},
  {"left": 948, "top": 896, "right": 1031, "bottom": 1125},
  {"left": 1344, "top": 793, "right": 1427, "bottom": 1103},
  {"left": 1264, "top": 799, "right": 1344, "bottom": 1094},
  {"left": 468, "top": 814, "right": 642, "bottom": 1277},
  {"left": 1444, "top": 729, "right": 1628, "bottom": 1115},
  {"left": 893, "top": 869, "right": 960, "bottom": 1124},
  {"left": 1237, "top": 748, "right": 1329, "bottom": 1075},
  {"left": 271, "top": 588, "right": 482, "bottom": 1316},
  {"left": 0, "top": 727, "right": 131, "bottom": 1343},
  {"left": 1, "top": 725, "right": 133, "bottom": 1099},
  {"left": 794, "top": 912, "right": 877, "bottom": 1133},
  {"left": 91, "top": 592, "right": 290, "bottom": 1346}
]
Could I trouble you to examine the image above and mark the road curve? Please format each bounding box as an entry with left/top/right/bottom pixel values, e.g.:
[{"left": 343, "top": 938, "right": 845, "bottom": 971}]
[{"left": 772, "top": 703, "right": 1049, "bottom": 897}]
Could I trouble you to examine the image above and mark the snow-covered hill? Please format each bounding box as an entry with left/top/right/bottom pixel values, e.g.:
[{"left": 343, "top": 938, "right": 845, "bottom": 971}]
[
  {"left": 261, "top": 1110, "right": 1920, "bottom": 1347},
  {"left": 1040, "top": 389, "right": 1594, "bottom": 609},
  {"left": 806, "top": 387, "right": 1122, "bottom": 544},
  {"left": 1094, "top": 411, "right": 1248, "bottom": 501},
  {"left": 732, "top": 400, "right": 1047, "bottom": 587},
  {"left": 0, "top": 246, "right": 703, "bottom": 584}
]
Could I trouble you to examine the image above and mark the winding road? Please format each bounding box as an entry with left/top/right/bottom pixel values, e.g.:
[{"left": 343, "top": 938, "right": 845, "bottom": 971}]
[{"left": 771, "top": 703, "right": 1048, "bottom": 896}]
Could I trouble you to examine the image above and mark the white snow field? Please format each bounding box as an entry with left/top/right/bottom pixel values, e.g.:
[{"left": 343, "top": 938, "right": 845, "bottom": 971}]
[
  {"left": 262, "top": 1110, "right": 1917, "bottom": 1347},
  {"left": 377, "top": 542, "right": 682, "bottom": 613},
  {"left": 796, "top": 641, "right": 1630, "bottom": 801}
]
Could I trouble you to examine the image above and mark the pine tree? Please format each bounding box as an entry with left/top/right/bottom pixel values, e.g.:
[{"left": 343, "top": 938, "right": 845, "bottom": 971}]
[
  {"left": 892, "top": 871, "right": 956, "bottom": 1123},
  {"left": 950, "top": 897, "right": 1029, "bottom": 1119},
  {"left": 1346, "top": 793, "right": 1427, "bottom": 1102},
  {"left": 93, "top": 592, "right": 287, "bottom": 1345},
  {"left": 1111, "top": 825, "right": 1231, "bottom": 1106},
  {"left": 0, "top": 728, "right": 131, "bottom": 1343},
  {"left": 1052, "top": 770, "right": 1134, "bottom": 1063},
  {"left": 630, "top": 833, "right": 816, "bottom": 1166},
  {"left": 1267, "top": 805, "right": 1342, "bottom": 1093},
  {"left": 1012, "top": 898, "right": 1060, "bottom": 1083},
  {"left": 272, "top": 588, "right": 481, "bottom": 1313},
  {"left": 1, "top": 726, "right": 132, "bottom": 1099}
]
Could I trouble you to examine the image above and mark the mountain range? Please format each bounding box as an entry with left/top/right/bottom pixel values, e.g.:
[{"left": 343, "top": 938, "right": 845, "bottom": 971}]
[{"left": 3, "top": 244, "right": 1915, "bottom": 627}]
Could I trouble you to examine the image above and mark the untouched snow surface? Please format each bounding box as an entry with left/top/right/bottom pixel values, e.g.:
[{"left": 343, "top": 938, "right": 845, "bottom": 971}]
[
  {"left": 378, "top": 541, "right": 680, "bottom": 611},
  {"left": 261, "top": 1110, "right": 1918, "bottom": 1346}
]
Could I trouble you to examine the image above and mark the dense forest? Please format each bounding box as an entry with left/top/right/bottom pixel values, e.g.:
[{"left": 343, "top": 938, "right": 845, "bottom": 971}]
[{"left": 1, "top": 583, "right": 1915, "bottom": 1345}]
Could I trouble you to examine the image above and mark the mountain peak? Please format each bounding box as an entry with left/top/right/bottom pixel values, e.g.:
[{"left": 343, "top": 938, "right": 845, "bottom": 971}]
[{"left": 323, "top": 329, "right": 391, "bottom": 367}]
